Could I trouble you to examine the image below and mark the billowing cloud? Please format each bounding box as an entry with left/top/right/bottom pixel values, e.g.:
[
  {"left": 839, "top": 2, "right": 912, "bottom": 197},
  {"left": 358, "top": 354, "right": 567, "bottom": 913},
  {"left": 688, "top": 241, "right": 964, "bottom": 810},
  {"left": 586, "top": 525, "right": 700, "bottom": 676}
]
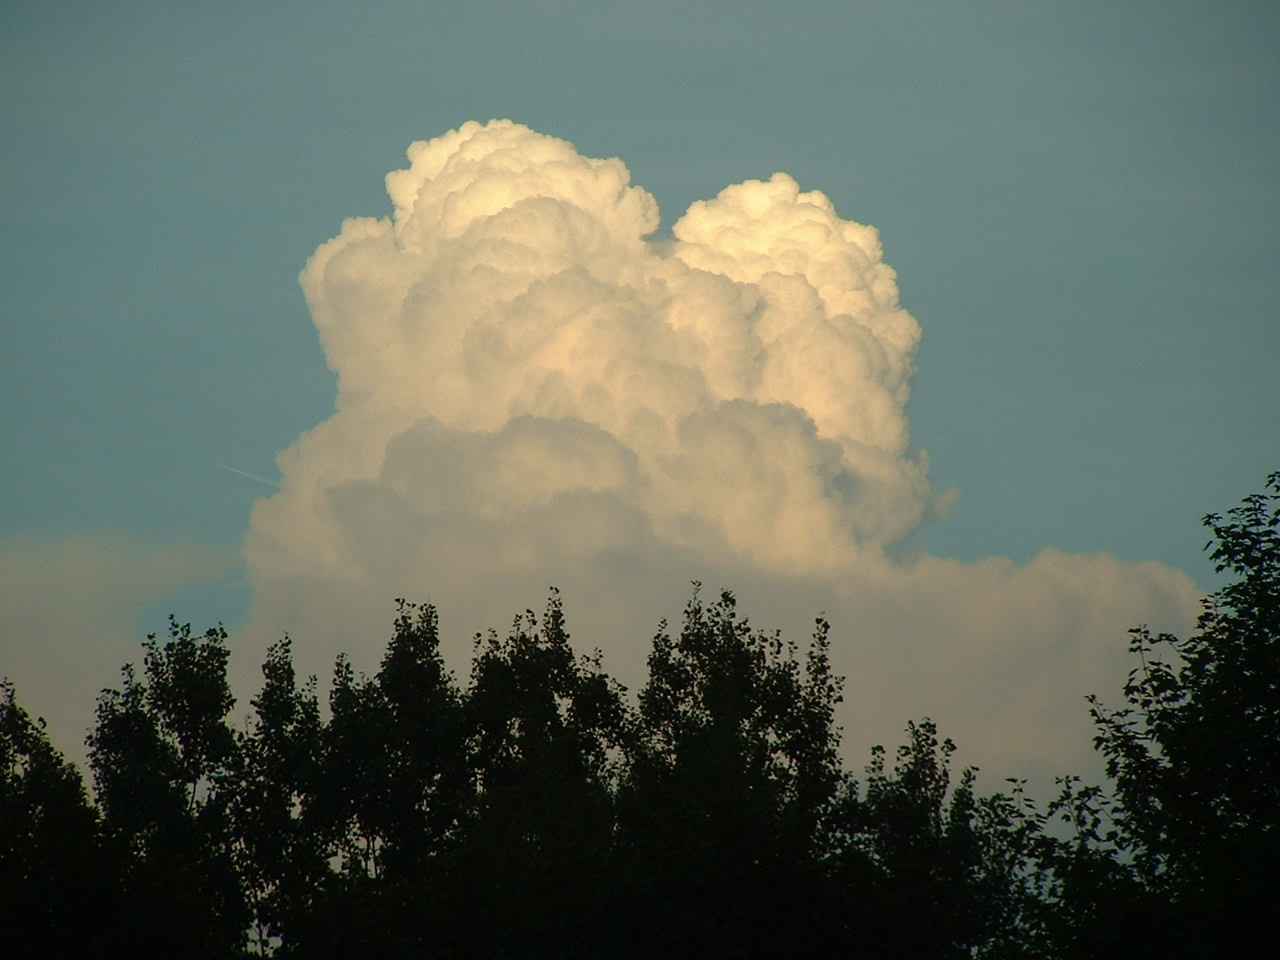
[
  {"left": 0, "top": 532, "right": 238, "bottom": 771},
  {"left": 242, "top": 121, "right": 1200, "bottom": 786}
]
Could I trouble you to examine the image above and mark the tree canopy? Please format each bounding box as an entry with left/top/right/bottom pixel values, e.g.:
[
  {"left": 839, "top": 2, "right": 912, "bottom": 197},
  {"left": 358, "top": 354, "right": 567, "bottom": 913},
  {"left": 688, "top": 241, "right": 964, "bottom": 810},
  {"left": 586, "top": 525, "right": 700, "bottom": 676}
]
[{"left": 2, "top": 473, "right": 1277, "bottom": 958}]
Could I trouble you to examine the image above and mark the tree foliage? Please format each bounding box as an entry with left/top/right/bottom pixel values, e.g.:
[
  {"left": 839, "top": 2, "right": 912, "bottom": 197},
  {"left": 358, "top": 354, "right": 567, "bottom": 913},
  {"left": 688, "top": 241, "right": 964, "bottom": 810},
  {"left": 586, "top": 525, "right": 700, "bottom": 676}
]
[
  {"left": 1, "top": 473, "right": 1276, "bottom": 957},
  {"left": 1085, "top": 470, "right": 1280, "bottom": 956},
  {"left": 613, "top": 587, "right": 843, "bottom": 956},
  {"left": 230, "top": 636, "right": 323, "bottom": 954},
  {"left": 86, "top": 618, "right": 246, "bottom": 958},
  {"left": 1, "top": 681, "right": 114, "bottom": 959}
]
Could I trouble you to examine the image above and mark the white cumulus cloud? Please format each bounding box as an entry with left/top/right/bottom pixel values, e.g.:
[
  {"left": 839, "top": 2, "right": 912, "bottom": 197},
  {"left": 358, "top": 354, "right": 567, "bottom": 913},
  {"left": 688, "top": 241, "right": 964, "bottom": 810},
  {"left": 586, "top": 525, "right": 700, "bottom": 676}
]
[{"left": 241, "top": 120, "right": 1201, "bottom": 785}]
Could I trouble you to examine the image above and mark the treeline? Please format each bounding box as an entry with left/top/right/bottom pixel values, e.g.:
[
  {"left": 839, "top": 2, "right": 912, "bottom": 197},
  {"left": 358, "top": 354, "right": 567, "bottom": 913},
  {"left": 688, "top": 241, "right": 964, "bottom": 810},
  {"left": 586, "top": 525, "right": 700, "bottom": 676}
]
[{"left": 3, "top": 475, "right": 1278, "bottom": 959}]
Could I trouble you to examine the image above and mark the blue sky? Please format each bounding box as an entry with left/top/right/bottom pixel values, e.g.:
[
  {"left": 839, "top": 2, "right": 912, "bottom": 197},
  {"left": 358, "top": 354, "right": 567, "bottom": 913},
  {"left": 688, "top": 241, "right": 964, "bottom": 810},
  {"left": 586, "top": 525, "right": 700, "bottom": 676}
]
[{"left": 2, "top": 1, "right": 1277, "bottom": 779}]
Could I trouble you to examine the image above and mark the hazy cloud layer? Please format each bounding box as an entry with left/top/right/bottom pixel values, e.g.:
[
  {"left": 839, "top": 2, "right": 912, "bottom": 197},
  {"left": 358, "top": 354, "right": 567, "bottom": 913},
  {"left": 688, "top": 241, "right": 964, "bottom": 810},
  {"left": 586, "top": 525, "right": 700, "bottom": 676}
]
[
  {"left": 243, "top": 121, "right": 1200, "bottom": 782},
  {"left": 0, "top": 532, "right": 237, "bottom": 769}
]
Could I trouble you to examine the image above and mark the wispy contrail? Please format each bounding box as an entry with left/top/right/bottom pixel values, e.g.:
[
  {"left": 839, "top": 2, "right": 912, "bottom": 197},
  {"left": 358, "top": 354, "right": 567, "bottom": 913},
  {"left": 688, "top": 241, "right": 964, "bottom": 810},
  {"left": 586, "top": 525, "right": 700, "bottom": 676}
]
[{"left": 216, "top": 462, "right": 281, "bottom": 488}]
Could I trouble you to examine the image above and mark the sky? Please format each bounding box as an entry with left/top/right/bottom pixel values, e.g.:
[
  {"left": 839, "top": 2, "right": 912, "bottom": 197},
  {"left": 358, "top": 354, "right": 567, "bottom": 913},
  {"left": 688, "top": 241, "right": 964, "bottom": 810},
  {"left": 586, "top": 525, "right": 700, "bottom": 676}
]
[{"left": 2, "top": 0, "right": 1277, "bottom": 789}]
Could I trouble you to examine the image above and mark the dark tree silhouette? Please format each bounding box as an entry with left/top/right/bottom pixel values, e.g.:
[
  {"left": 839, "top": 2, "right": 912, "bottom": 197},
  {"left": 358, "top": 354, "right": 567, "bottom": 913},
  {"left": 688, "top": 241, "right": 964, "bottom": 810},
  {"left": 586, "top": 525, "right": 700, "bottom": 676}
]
[
  {"left": 293, "top": 600, "right": 469, "bottom": 959},
  {"left": 1081, "top": 471, "right": 1280, "bottom": 957},
  {"left": 614, "top": 587, "right": 844, "bottom": 958},
  {"left": 823, "top": 719, "right": 1051, "bottom": 959},
  {"left": 229, "top": 636, "right": 323, "bottom": 955},
  {"left": 1, "top": 680, "right": 118, "bottom": 959},
  {"left": 452, "top": 589, "right": 627, "bottom": 958},
  {"left": 86, "top": 619, "right": 247, "bottom": 958},
  {"left": 6, "top": 472, "right": 1276, "bottom": 958}
]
